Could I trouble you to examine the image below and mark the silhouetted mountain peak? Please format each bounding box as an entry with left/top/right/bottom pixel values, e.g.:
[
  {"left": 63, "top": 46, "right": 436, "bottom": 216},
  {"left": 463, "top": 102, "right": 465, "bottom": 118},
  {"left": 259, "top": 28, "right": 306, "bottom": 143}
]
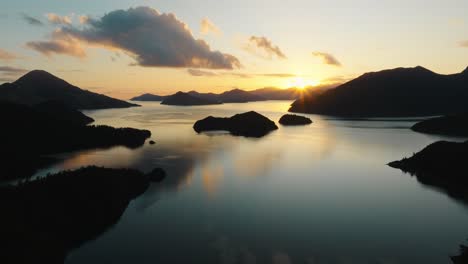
[
  {"left": 16, "top": 70, "right": 64, "bottom": 84},
  {"left": 461, "top": 66, "right": 468, "bottom": 75}
]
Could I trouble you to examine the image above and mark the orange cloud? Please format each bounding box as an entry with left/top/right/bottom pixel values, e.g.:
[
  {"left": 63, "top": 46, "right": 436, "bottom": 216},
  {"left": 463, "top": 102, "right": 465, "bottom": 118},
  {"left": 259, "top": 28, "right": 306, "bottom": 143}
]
[
  {"left": 312, "top": 51, "right": 342, "bottom": 66},
  {"left": 244, "top": 36, "right": 287, "bottom": 60},
  {"left": 46, "top": 13, "right": 72, "bottom": 25},
  {"left": 0, "top": 48, "right": 17, "bottom": 61}
]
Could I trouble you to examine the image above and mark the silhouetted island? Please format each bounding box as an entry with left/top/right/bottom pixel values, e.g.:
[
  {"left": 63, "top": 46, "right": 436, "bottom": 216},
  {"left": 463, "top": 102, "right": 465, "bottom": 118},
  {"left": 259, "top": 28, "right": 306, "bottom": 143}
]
[
  {"left": 0, "top": 70, "right": 138, "bottom": 109},
  {"left": 0, "top": 166, "right": 165, "bottom": 264},
  {"left": 412, "top": 113, "right": 468, "bottom": 137},
  {"left": 279, "top": 114, "right": 312, "bottom": 126},
  {"left": 289, "top": 66, "right": 468, "bottom": 117},
  {"left": 1, "top": 101, "right": 151, "bottom": 180},
  {"left": 161, "top": 91, "right": 222, "bottom": 106},
  {"left": 130, "top": 93, "right": 166, "bottom": 101},
  {"left": 193, "top": 111, "right": 278, "bottom": 137},
  {"left": 388, "top": 140, "right": 468, "bottom": 204}
]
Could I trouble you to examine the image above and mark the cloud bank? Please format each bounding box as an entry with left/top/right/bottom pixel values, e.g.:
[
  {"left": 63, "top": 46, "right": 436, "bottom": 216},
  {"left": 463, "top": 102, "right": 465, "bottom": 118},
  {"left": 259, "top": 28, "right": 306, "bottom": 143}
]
[
  {"left": 460, "top": 40, "right": 468, "bottom": 47},
  {"left": 244, "top": 36, "right": 286, "bottom": 60},
  {"left": 27, "top": 7, "right": 241, "bottom": 69},
  {"left": 200, "top": 18, "right": 221, "bottom": 36},
  {"left": 312, "top": 52, "right": 341, "bottom": 66}
]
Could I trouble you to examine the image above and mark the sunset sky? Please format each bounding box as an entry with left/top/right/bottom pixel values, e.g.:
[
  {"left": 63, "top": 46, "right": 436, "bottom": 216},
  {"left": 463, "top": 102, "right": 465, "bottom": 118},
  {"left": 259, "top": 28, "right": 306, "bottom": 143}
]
[{"left": 0, "top": 0, "right": 467, "bottom": 98}]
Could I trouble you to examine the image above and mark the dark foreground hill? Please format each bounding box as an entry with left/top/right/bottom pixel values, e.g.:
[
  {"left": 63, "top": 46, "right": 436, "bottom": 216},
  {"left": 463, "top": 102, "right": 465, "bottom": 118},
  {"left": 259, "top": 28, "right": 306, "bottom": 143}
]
[
  {"left": 161, "top": 91, "right": 222, "bottom": 106},
  {"left": 194, "top": 111, "right": 278, "bottom": 137},
  {"left": 411, "top": 114, "right": 468, "bottom": 137},
  {"left": 0, "top": 166, "right": 165, "bottom": 264},
  {"left": 289, "top": 66, "right": 468, "bottom": 117},
  {"left": 0, "top": 70, "right": 138, "bottom": 109},
  {"left": 0, "top": 101, "right": 151, "bottom": 180}
]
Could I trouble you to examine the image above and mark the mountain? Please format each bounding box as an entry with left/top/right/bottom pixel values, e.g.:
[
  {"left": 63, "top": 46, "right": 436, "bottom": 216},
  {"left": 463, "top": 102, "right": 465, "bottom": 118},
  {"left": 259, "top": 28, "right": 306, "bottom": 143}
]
[
  {"left": 161, "top": 91, "right": 222, "bottom": 106},
  {"left": 411, "top": 113, "right": 468, "bottom": 137},
  {"left": 0, "top": 101, "right": 151, "bottom": 180},
  {"left": 0, "top": 70, "right": 138, "bottom": 109},
  {"left": 187, "top": 91, "right": 221, "bottom": 102},
  {"left": 130, "top": 93, "right": 166, "bottom": 101},
  {"left": 250, "top": 87, "right": 299, "bottom": 100},
  {"left": 218, "top": 88, "right": 266, "bottom": 103},
  {"left": 289, "top": 66, "right": 468, "bottom": 117}
]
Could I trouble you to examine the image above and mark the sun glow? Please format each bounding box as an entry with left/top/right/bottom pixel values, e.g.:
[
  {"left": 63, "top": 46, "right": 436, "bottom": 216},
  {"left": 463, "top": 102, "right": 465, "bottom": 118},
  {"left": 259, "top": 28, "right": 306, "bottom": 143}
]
[{"left": 286, "top": 77, "right": 320, "bottom": 89}]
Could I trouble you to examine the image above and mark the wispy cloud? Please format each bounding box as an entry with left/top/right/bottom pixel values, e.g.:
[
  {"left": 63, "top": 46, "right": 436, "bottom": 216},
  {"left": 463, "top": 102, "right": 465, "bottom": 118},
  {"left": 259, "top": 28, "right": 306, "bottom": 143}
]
[
  {"left": 311, "top": 51, "right": 341, "bottom": 66},
  {"left": 459, "top": 40, "right": 468, "bottom": 47},
  {"left": 27, "top": 7, "right": 241, "bottom": 70},
  {"left": 0, "top": 66, "right": 28, "bottom": 83},
  {"left": 0, "top": 49, "right": 17, "bottom": 61},
  {"left": 21, "top": 13, "right": 43, "bottom": 26},
  {"left": 200, "top": 18, "right": 221, "bottom": 36},
  {"left": 244, "top": 36, "right": 286, "bottom": 60},
  {"left": 187, "top": 69, "right": 296, "bottom": 78},
  {"left": 46, "top": 13, "right": 72, "bottom": 25}
]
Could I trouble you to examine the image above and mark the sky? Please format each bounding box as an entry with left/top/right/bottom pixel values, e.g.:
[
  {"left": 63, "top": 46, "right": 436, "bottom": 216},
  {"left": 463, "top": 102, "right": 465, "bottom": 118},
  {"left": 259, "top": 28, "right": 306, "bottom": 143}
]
[{"left": 0, "top": 0, "right": 467, "bottom": 99}]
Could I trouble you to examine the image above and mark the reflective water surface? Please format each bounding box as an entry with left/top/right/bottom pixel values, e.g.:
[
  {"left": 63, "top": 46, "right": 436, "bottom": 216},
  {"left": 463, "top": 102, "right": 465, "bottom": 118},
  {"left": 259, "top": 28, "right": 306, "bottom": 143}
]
[{"left": 34, "top": 101, "right": 468, "bottom": 264}]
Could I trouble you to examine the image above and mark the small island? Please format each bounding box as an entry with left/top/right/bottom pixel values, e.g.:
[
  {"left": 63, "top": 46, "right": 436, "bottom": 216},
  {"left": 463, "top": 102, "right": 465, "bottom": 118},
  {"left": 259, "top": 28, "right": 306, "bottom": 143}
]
[
  {"left": 193, "top": 111, "right": 278, "bottom": 137},
  {"left": 279, "top": 114, "right": 312, "bottom": 126},
  {"left": 161, "top": 91, "right": 222, "bottom": 106},
  {"left": 411, "top": 113, "right": 468, "bottom": 137}
]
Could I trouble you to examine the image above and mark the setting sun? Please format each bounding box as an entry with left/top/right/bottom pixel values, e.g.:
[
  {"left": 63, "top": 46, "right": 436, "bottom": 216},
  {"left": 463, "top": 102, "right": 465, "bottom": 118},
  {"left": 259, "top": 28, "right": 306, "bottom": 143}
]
[{"left": 287, "top": 77, "right": 320, "bottom": 89}]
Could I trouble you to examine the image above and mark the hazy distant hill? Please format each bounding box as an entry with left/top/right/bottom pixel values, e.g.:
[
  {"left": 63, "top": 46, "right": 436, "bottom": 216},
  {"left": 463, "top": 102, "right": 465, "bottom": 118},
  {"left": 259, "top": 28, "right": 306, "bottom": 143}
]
[
  {"left": 130, "top": 93, "right": 166, "bottom": 101},
  {"left": 161, "top": 91, "right": 222, "bottom": 106},
  {"left": 132, "top": 87, "right": 314, "bottom": 103},
  {"left": 250, "top": 87, "right": 299, "bottom": 100},
  {"left": 289, "top": 66, "right": 468, "bottom": 117},
  {"left": 218, "top": 88, "right": 266, "bottom": 103},
  {"left": 0, "top": 70, "right": 138, "bottom": 110}
]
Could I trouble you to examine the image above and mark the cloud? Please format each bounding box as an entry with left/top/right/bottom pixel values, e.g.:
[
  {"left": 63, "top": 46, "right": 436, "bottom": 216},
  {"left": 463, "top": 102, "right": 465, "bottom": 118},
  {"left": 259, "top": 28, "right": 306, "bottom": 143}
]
[
  {"left": 200, "top": 18, "right": 221, "bottom": 36},
  {"left": 26, "top": 35, "right": 86, "bottom": 58},
  {"left": 0, "top": 66, "right": 28, "bottom": 83},
  {"left": 187, "top": 69, "right": 218, "bottom": 77},
  {"left": 187, "top": 69, "right": 296, "bottom": 78},
  {"left": 27, "top": 7, "right": 240, "bottom": 69},
  {"left": 79, "top": 15, "right": 89, "bottom": 24},
  {"left": 0, "top": 49, "right": 17, "bottom": 61},
  {"left": 21, "top": 13, "right": 44, "bottom": 26},
  {"left": 244, "top": 36, "right": 286, "bottom": 59},
  {"left": 311, "top": 52, "right": 341, "bottom": 66},
  {"left": 459, "top": 40, "right": 468, "bottom": 47},
  {"left": 46, "top": 13, "right": 72, "bottom": 25}
]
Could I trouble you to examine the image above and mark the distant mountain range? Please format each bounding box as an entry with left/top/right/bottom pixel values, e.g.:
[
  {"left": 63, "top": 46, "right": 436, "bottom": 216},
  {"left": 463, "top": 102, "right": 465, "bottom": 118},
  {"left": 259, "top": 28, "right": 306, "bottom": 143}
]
[
  {"left": 131, "top": 86, "right": 328, "bottom": 105},
  {"left": 289, "top": 66, "right": 468, "bottom": 117},
  {"left": 0, "top": 70, "right": 138, "bottom": 110},
  {"left": 161, "top": 91, "right": 222, "bottom": 106}
]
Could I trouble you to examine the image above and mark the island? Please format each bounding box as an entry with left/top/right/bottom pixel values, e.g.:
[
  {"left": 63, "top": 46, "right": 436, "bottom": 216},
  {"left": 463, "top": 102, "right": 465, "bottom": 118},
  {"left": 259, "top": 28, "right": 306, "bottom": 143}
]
[
  {"left": 388, "top": 140, "right": 468, "bottom": 203},
  {"left": 289, "top": 66, "right": 468, "bottom": 117},
  {"left": 411, "top": 113, "right": 468, "bottom": 137},
  {"left": 161, "top": 91, "right": 222, "bottom": 106},
  {"left": 0, "top": 166, "right": 165, "bottom": 264},
  {"left": 193, "top": 111, "right": 278, "bottom": 137},
  {"left": 1, "top": 101, "right": 151, "bottom": 180},
  {"left": 279, "top": 114, "right": 312, "bottom": 126},
  {"left": 0, "top": 70, "right": 138, "bottom": 109},
  {"left": 130, "top": 93, "right": 166, "bottom": 101}
]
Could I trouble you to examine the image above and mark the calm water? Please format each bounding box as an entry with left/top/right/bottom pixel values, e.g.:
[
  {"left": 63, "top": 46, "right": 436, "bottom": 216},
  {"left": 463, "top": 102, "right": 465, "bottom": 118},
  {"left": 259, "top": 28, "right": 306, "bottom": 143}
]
[{"left": 35, "top": 101, "right": 468, "bottom": 264}]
